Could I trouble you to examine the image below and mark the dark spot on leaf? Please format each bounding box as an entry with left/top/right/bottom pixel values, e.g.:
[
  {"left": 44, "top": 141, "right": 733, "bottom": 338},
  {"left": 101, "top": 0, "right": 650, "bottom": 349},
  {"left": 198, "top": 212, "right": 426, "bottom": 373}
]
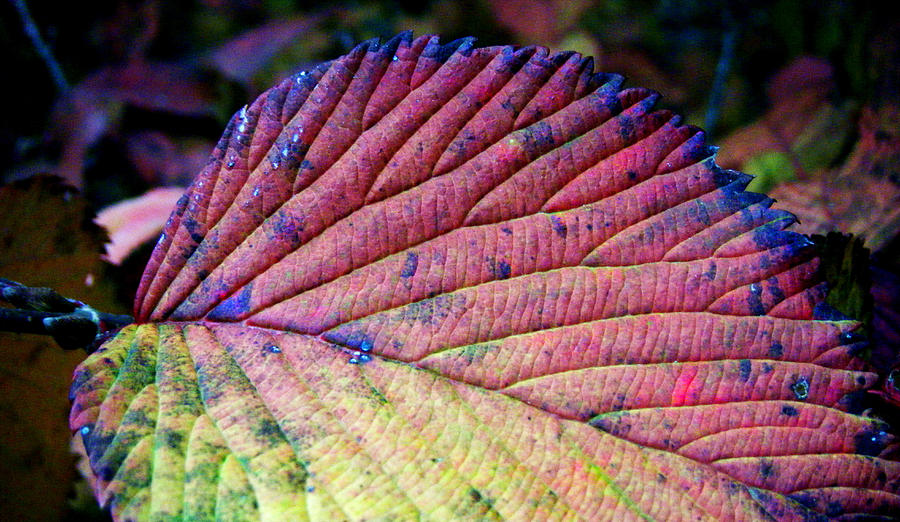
[
  {"left": 656, "top": 473, "right": 667, "bottom": 483},
  {"left": 766, "top": 277, "right": 785, "bottom": 302},
  {"left": 262, "top": 343, "right": 281, "bottom": 355},
  {"left": 761, "top": 362, "right": 773, "bottom": 373},
  {"left": 790, "top": 377, "right": 810, "bottom": 400},
  {"left": 486, "top": 256, "right": 511, "bottom": 279},
  {"left": 739, "top": 359, "right": 752, "bottom": 381},
  {"left": 500, "top": 227, "right": 512, "bottom": 235},
  {"left": 208, "top": 282, "right": 253, "bottom": 320},
  {"left": 164, "top": 430, "right": 184, "bottom": 449},
  {"left": 692, "top": 202, "right": 711, "bottom": 227},
  {"left": 781, "top": 405, "right": 799, "bottom": 416},
  {"left": 256, "top": 419, "right": 281, "bottom": 438},
  {"left": 788, "top": 492, "right": 817, "bottom": 509},
  {"left": 768, "top": 342, "right": 783, "bottom": 358},
  {"left": 704, "top": 262, "right": 717, "bottom": 280},
  {"left": 459, "top": 344, "right": 494, "bottom": 364},
  {"left": 759, "top": 459, "right": 775, "bottom": 478},
  {"left": 550, "top": 215, "right": 567, "bottom": 238},
  {"left": 626, "top": 170, "right": 637, "bottom": 180},
  {"left": 368, "top": 386, "right": 388, "bottom": 405},
  {"left": 748, "top": 282, "right": 765, "bottom": 315},
  {"left": 812, "top": 302, "right": 851, "bottom": 321},
  {"left": 401, "top": 252, "right": 418, "bottom": 278},
  {"left": 617, "top": 114, "right": 635, "bottom": 141},
  {"left": 825, "top": 501, "right": 844, "bottom": 517},
  {"left": 468, "top": 487, "right": 493, "bottom": 507}
]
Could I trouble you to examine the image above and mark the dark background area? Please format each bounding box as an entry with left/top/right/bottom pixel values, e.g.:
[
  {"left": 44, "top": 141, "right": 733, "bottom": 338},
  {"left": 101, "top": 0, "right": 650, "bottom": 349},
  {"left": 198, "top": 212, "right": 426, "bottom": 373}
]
[{"left": 1, "top": 0, "right": 898, "bottom": 520}]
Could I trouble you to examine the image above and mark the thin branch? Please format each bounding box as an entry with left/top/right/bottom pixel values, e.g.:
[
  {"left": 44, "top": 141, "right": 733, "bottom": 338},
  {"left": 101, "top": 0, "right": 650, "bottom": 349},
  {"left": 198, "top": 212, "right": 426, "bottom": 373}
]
[
  {"left": 9, "top": 0, "right": 69, "bottom": 94},
  {"left": 704, "top": 7, "right": 738, "bottom": 138},
  {"left": 0, "top": 278, "right": 132, "bottom": 352}
]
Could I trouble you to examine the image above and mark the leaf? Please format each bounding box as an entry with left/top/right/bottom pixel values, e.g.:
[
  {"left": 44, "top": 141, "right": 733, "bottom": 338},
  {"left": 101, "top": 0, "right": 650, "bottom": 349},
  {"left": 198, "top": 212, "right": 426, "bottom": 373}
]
[
  {"left": 207, "top": 15, "right": 325, "bottom": 86},
  {"left": 769, "top": 104, "right": 900, "bottom": 252},
  {"left": 70, "top": 34, "right": 900, "bottom": 520},
  {"left": 0, "top": 176, "right": 122, "bottom": 520},
  {"left": 95, "top": 187, "right": 187, "bottom": 266}
]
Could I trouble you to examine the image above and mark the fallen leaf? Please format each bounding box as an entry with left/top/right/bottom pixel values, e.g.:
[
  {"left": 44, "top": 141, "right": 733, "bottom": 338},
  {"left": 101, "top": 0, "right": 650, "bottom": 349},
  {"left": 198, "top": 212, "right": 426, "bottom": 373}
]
[
  {"left": 125, "top": 131, "right": 213, "bottom": 187},
  {"left": 769, "top": 105, "right": 900, "bottom": 251},
  {"left": 53, "top": 59, "right": 215, "bottom": 188},
  {"left": 71, "top": 34, "right": 900, "bottom": 520},
  {"left": 95, "top": 187, "right": 187, "bottom": 265},
  {"left": 717, "top": 56, "right": 842, "bottom": 171},
  {"left": 207, "top": 15, "right": 325, "bottom": 86}
]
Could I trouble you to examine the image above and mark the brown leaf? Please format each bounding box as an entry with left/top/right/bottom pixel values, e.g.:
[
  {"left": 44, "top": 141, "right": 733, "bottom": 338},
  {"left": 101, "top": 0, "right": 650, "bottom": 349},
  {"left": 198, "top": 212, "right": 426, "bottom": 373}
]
[{"left": 0, "top": 176, "right": 122, "bottom": 521}]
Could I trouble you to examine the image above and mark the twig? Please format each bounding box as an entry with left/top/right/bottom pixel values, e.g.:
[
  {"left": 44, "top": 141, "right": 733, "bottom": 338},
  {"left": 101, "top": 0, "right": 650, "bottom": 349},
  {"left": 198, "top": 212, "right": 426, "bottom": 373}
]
[
  {"left": 9, "top": 0, "right": 69, "bottom": 94},
  {"left": 0, "top": 278, "right": 132, "bottom": 351},
  {"left": 704, "top": 7, "right": 738, "bottom": 138}
]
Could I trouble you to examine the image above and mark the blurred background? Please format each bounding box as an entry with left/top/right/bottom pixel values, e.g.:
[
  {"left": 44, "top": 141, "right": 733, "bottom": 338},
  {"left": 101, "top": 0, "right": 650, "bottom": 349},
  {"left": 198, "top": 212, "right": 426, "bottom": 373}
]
[{"left": 0, "top": 0, "right": 898, "bottom": 520}]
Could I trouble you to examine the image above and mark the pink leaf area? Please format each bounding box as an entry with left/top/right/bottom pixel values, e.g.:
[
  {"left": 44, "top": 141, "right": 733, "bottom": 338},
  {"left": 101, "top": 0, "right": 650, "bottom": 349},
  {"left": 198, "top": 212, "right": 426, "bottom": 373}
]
[{"left": 71, "top": 33, "right": 899, "bottom": 520}]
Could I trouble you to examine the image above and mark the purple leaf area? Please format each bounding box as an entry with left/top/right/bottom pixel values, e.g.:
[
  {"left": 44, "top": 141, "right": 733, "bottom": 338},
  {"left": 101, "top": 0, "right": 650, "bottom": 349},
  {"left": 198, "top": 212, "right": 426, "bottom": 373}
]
[{"left": 71, "top": 33, "right": 900, "bottom": 520}]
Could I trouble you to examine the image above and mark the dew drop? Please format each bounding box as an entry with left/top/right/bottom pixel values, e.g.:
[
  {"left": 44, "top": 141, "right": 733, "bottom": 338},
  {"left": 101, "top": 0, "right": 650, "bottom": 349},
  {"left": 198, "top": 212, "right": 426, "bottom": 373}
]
[
  {"left": 252, "top": 186, "right": 261, "bottom": 197},
  {"left": 306, "top": 486, "right": 315, "bottom": 493},
  {"left": 359, "top": 354, "right": 371, "bottom": 363},
  {"left": 281, "top": 146, "right": 291, "bottom": 158},
  {"left": 237, "top": 105, "right": 249, "bottom": 133},
  {"left": 291, "top": 132, "right": 301, "bottom": 143},
  {"left": 227, "top": 155, "right": 236, "bottom": 168},
  {"left": 749, "top": 282, "right": 761, "bottom": 294},
  {"left": 271, "top": 159, "right": 280, "bottom": 169},
  {"left": 80, "top": 426, "right": 91, "bottom": 435},
  {"left": 790, "top": 377, "right": 810, "bottom": 400},
  {"left": 264, "top": 343, "right": 281, "bottom": 354},
  {"left": 348, "top": 357, "right": 359, "bottom": 364},
  {"left": 392, "top": 55, "right": 399, "bottom": 61}
]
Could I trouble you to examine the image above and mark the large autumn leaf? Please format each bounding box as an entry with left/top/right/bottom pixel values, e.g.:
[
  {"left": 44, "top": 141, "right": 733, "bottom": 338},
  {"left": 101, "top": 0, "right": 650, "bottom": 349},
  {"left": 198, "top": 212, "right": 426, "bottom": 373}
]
[{"left": 70, "top": 33, "right": 900, "bottom": 520}]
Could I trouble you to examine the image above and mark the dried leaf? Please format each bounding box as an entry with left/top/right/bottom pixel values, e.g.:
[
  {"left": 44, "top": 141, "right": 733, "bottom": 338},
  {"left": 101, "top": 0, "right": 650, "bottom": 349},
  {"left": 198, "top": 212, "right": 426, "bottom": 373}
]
[
  {"left": 0, "top": 176, "right": 121, "bottom": 520},
  {"left": 71, "top": 34, "right": 900, "bottom": 520},
  {"left": 96, "top": 187, "right": 187, "bottom": 265}
]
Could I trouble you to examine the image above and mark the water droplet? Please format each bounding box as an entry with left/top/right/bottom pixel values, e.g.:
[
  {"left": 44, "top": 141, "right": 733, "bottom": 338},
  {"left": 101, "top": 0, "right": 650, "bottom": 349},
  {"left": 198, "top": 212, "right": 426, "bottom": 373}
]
[
  {"left": 749, "top": 282, "right": 761, "bottom": 294},
  {"left": 392, "top": 55, "right": 399, "bottom": 61},
  {"left": 359, "top": 354, "right": 371, "bottom": 363},
  {"left": 281, "top": 146, "right": 291, "bottom": 158},
  {"left": 790, "top": 377, "right": 810, "bottom": 400},
  {"left": 264, "top": 344, "right": 281, "bottom": 354},
  {"left": 291, "top": 132, "right": 301, "bottom": 143},
  {"left": 272, "top": 159, "right": 280, "bottom": 169},
  {"left": 237, "top": 105, "right": 249, "bottom": 133},
  {"left": 359, "top": 339, "right": 373, "bottom": 352},
  {"left": 252, "top": 186, "right": 261, "bottom": 197},
  {"left": 227, "top": 155, "right": 236, "bottom": 168},
  {"left": 306, "top": 486, "right": 315, "bottom": 493},
  {"left": 348, "top": 357, "right": 359, "bottom": 364},
  {"left": 80, "top": 426, "right": 91, "bottom": 435}
]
